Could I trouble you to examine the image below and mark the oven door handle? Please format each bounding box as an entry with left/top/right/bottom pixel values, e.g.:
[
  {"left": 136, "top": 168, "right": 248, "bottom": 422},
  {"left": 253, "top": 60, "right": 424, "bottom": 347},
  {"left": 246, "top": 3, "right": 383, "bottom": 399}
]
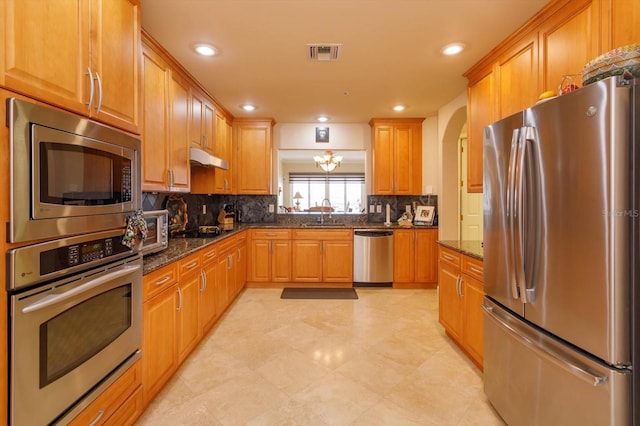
[{"left": 22, "top": 265, "right": 141, "bottom": 314}]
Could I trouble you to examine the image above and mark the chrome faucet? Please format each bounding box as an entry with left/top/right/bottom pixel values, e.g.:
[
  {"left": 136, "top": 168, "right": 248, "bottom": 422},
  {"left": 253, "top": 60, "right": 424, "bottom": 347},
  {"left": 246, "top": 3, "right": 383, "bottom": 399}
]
[{"left": 320, "top": 198, "right": 332, "bottom": 224}]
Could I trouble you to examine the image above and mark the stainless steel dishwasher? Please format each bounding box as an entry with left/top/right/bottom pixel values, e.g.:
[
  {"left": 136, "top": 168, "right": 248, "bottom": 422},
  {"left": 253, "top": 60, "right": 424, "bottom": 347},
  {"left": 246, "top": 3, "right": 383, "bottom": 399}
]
[{"left": 353, "top": 229, "right": 394, "bottom": 287}]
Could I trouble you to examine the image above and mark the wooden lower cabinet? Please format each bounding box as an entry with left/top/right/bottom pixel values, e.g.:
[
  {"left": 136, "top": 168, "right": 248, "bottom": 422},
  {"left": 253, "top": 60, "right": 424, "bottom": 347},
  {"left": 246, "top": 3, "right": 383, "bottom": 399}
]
[
  {"left": 141, "top": 231, "right": 247, "bottom": 409},
  {"left": 291, "top": 229, "right": 353, "bottom": 286},
  {"left": 247, "top": 229, "right": 292, "bottom": 285},
  {"left": 438, "top": 245, "right": 485, "bottom": 369},
  {"left": 69, "top": 361, "right": 143, "bottom": 426},
  {"left": 393, "top": 228, "right": 438, "bottom": 288}
]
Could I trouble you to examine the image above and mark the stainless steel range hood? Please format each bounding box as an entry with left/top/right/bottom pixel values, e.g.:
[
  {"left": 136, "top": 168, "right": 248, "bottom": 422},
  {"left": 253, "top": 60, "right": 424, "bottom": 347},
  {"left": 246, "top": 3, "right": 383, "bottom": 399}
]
[{"left": 189, "top": 147, "right": 229, "bottom": 170}]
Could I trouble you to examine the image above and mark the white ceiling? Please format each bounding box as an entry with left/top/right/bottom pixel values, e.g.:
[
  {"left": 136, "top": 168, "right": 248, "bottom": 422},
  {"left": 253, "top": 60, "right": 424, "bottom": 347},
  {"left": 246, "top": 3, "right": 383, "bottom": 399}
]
[{"left": 140, "top": 0, "right": 549, "bottom": 124}]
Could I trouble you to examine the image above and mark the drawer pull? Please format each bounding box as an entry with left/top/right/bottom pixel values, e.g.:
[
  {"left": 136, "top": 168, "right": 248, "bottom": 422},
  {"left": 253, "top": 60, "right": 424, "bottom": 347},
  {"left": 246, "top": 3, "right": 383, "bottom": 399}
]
[
  {"left": 154, "top": 276, "right": 172, "bottom": 286},
  {"left": 442, "top": 253, "right": 455, "bottom": 261},
  {"left": 184, "top": 260, "right": 198, "bottom": 270},
  {"left": 469, "top": 266, "right": 483, "bottom": 274},
  {"left": 205, "top": 251, "right": 216, "bottom": 259},
  {"left": 88, "top": 409, "right": 105, "bottom": 426}
]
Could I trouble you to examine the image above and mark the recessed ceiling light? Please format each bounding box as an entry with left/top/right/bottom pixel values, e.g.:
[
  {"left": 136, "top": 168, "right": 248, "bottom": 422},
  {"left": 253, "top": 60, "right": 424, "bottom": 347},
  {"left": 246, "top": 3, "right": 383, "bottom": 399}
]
[
  {"left": 194, "top": 43, "right": 217, "bottom": 57},
  {"left": 393, "top": 105, "right": 406, "bottom": 112},
  {"left": 316, "top": 116, "right": 329, "bottom": 122},
  {"left": 241, "top": 104, "right": 257, "bottom": 112},
  {"left": 441, "top": 43, "right": 465, "bottom": 56}
]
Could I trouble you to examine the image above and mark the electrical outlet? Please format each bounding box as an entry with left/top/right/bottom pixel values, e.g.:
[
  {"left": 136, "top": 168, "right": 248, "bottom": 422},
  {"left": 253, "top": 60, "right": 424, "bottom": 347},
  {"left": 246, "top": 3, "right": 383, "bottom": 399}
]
[
  {"left": 376, "top": 204, "right": 382, "bottom": 213},
  {"left": 406, "top": 205, "right": 411, "bottom": 213},
  {"left": 202, "top": 205, "right": 207, "bottom": 214},
  {"left": 268, "top": 204, "right": 274, "bottom": 213},
  {"left": 369, "top": 204, "right": 375, "bottom": 213}
]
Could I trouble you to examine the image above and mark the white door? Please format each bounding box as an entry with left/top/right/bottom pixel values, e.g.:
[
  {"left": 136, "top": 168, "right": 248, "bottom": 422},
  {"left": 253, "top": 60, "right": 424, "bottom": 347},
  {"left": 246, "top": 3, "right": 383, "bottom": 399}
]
[{"left": 459, "top": 136, "right": 483, "bottom": 240}]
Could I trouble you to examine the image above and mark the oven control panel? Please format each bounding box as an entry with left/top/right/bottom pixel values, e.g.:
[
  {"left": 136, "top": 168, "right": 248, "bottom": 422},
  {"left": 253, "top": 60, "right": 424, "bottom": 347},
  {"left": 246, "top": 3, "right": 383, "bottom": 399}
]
[{"left": 7, "top": 229, "right": 138, "bottom": 291}]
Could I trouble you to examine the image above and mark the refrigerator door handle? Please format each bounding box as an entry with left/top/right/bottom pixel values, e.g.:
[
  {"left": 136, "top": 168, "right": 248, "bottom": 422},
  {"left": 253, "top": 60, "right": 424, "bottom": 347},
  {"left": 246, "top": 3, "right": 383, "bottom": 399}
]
[
  {"left": 482, "top": 304, "right": 608, "bottom": 387},
  {"left": 513, "top": 129, "right": 528, "bottom": 302},
  {"left": 507, "top": 129, "right": 521, "bottom": 300},
  {"left": 522, "top": 126, "right": 539, "bottom": 303}
]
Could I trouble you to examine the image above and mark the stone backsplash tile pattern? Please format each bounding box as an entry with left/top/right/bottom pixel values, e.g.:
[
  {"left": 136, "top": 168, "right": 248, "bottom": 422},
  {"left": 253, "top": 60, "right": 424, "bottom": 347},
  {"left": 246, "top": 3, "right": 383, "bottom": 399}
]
[{"left": 142, "top": 193, "right": 437, "bottom": 229}]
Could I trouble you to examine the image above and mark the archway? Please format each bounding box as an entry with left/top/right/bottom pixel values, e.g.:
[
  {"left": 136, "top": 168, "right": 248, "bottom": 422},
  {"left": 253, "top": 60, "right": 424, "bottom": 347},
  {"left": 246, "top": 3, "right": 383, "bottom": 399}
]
[{"left": 439, "top": 106, "right": 467, "bottom": 240}]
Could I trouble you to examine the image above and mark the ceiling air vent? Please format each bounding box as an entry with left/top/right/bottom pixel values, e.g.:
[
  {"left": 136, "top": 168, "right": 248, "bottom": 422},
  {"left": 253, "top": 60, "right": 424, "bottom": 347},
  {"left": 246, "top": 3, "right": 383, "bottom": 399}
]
[{"left": 308, "top": 43, "right": 342, "bottom": 61}]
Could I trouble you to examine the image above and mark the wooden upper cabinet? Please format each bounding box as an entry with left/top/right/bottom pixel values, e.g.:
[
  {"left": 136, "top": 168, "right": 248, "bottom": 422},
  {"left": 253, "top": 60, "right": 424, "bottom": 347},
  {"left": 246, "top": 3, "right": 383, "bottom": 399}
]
[
  {"left": 467, "top": 70, "right": 493, "bottom": 193},
  {"left": 608, "top": 0, "right": 640, "bottom": 49},
  {"left": 0, "top": 0, "right": 141, "bottom": 134},
  {"left": 496, "top": 34, "right": 538, "bottom": 119},
  {"left": 141, "top": 36, "right": 189, "bottom": 192},
  {"left": 234, "top": 118, "right": 275, "bottom": 195},
  {"left": 370, "top": 118, "right": 424, "bottom": 195},
  {"left": 538, "top": 0, "right": 601, "bottom": 93},
  {"left": 189, "top": 88, "right": 216, "bottom": 154}
]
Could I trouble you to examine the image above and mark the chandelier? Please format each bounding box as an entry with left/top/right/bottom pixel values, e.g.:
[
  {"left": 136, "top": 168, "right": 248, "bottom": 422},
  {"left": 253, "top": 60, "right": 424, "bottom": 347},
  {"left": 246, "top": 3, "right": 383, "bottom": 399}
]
[{"left": 313, "top": 150, "right": 343, "bottom": 172}]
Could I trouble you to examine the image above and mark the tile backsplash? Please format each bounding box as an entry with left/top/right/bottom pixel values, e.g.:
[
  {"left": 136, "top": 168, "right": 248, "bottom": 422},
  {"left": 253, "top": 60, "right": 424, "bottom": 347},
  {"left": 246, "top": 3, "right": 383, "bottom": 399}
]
[{"left": 143, "top": 192, "right": 437, "bottom": 229}]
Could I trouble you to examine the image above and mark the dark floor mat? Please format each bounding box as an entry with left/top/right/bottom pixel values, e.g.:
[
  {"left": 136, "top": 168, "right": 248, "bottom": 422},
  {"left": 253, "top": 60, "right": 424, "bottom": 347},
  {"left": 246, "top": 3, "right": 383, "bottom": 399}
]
[{"left": 280, "top": 287, "right": 358, "bottom": 300}]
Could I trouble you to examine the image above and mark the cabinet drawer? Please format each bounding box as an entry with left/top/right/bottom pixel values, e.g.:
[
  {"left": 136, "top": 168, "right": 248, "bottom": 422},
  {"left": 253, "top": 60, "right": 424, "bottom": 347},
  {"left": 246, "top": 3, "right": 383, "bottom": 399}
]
[
  {"left": 143, "top": 264, "right": 177, "bottom": 301},
  {"left": 104, "top": 387, "right": 143, "bottom": 426},
  {"left": 292, "top": 229, "right": 352, "bottom": 240},
  {"left": 462, "top": 255, "right": 484, "bottom": 282},
  {"left": 252, "top": 229, "right": 291, "bottom": 240},
  {"left": 68, "top": 361, "right": 141, "bottom": 426},
  {"left": 201, "top": 245, "right": 218, "bottom": 265},
  {"left": 216, "top": 234, "right": 238, "bottom": 252},
  {"left": 178, "top": 253, "right": 202, "bottom": 277},
  {"left": 439, "top": 246, "right": 461, "bottom": 268}
]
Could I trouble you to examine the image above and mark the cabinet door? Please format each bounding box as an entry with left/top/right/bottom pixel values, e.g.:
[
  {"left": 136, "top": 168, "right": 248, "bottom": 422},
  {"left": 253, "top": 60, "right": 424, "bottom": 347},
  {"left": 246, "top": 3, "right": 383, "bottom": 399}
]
[
  {"left": 272, "top": 240, "right": 292, "bottom": 282},
  {"left": 462, "top": 274, "right": 485, "bottom": 368},
  {"left": 200, "top": 261, "right": 218, "bottom": 334},
  {"left": 169, "top": 72, "right": 190, "bottom": 191},
  {"left": 214, "top": 112, "right": 230, "bottom": 193},
  {"left": 538, "top": 0, "right": 600, "bottom": 92},
  {"left": 90, "top": 0, "right": 140, "bottom": 133},
  {"left": 234, "top": 243, "right": 247, "bottom": 296},
  {"left": 438, "top": 261, "right": 463, "bottom": 341},
  {"left": 215, "top": 251, "right": 231, "bottom": 313},
  {"left": 203, "top": 101, "right": 215, "bottom": 153},
  {"left": 467, "top": 70, "right": 493, "bottom": 193},
  {"left": 414, "top": 229, "right": 438, "bottom": 283},
  {"left": 393, "top": 124, "right": 421, "bottom": 195},
  {"left": 176, "top": 273, "right": 201, "bottom": 364},
  {"left": 393, "top": 229, "right": 415, "bottom": 283},
  {"left": 142, "top": 284, "right": 178, "bottom": 405},
  {"left": 249, "top": 240, "right": 271, "bottom": 282},
  {"left": 190, "top": 89, "right": 204, "bottom": 149},
  {"left": 372, "top": 124, "right": 394, "bottom": 194},
  {"left": 0, "top": 0, "right": 89, "bottom": 117},
  {"left": 141, "top": 46, "right": 170, "bottom": 192},
  {"left": 292, "top": 240, "right": 322, "bottom": 282},
  {"left": 610, "top": 0, "right": 640, "bottom": 48},
  {"left": 496, "top": 34, "right": 538, "bottom": 119},
  {"left": 323, "top": 240, "right": 353, "bottom": 282},
  {"left": 235, "top": 120, "right": 273, "bottom": 194}
]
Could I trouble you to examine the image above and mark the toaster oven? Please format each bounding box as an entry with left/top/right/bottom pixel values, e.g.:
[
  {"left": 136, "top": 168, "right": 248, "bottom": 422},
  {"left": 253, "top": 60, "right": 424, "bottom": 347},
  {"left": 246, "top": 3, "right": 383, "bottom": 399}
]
[{"left": 142, "top": 210, "right": 169, "bottom": 255}]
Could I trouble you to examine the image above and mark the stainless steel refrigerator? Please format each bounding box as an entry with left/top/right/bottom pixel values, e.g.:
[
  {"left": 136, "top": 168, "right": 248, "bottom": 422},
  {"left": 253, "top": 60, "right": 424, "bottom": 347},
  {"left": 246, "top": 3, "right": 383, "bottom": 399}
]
[{"left": 483, "top": 75, "right": 640, "bottom": 425}]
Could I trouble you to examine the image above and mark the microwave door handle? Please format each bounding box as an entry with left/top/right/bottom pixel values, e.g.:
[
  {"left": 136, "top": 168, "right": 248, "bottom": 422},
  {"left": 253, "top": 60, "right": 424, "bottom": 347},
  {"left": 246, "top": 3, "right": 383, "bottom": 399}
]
[
  {"left": 21, "top": 264, "right": 141, "bottom": 314},
  {"left": 507, "top": 129, "right": 521, "bottom": 300}
]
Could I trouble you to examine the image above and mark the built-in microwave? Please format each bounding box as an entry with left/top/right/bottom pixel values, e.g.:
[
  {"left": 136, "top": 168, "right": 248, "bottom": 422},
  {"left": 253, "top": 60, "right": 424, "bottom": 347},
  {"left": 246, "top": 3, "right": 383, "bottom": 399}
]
[
  {"left": 7, "top": 98, "right": 141, "bottom": 243},
  {"left": 142, "top": 210, "right": 169, "bottom": 255}
]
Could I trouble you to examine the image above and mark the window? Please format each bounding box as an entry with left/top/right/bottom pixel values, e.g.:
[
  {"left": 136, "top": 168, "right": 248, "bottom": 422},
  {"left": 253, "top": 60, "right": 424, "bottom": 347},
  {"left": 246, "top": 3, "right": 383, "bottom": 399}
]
[{"left": 289, "top": 173, "right": 365, "bottom": 213}]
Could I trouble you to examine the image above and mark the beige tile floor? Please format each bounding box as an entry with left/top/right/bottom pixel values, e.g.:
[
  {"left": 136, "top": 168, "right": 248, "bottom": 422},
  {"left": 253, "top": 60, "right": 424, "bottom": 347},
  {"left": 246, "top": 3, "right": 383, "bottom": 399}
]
[{"left": 136, "top": 288, "right": 505, "bottom": 426}]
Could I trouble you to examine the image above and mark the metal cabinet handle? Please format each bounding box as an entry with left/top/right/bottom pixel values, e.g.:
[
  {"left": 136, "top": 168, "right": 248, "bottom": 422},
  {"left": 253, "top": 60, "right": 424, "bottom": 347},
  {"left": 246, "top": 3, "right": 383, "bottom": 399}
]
[
  {"left": 237, "top": 248, "right": 241, "bottom": 262},
  {"left": 204, "top": 250, "right": 216, "bottom": 259},
  {"left": 86, "top": 67, "right": 95, "bottom": 112},
  {"left": 200, "top": 270, "right": 207, "bottom": 292},
  {"left": 455, "top": 275, "right": 461, "bottom": 297},
  {"left": 155, "top": 275, "right": 172, "bottom": 286},
  {"left": 176, "top": 287, "right": 183, "bottom": 311},
  {"left": 459, "top": 276, "right": 464, "bottom": 297},
  {"left": 227, "top": 254, "right": 233, "bottom": 269},
  {"left": 469, "top": 266, "right": 483, "bottom": 275},
  {"left": 95, "top": 71, "right": 103, "bottom": 113},
  {"left": 88, "top": 408, "right": 106, "bottom": 426},
  {"left": 443, "top": 253, "right": 454, "bottom": 261},
  {"left": 184, "top": 260, "right": 198, "bottom": 270}
]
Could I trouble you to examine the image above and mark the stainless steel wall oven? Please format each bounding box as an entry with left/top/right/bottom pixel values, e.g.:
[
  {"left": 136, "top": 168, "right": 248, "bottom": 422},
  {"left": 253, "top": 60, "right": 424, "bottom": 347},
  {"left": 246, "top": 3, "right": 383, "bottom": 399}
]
[
  {"left": 8, "top": 230, "right": 142, "bottom": 425},
  {"left": 7, "top": 98, "right": 141, "bottom": 243}
]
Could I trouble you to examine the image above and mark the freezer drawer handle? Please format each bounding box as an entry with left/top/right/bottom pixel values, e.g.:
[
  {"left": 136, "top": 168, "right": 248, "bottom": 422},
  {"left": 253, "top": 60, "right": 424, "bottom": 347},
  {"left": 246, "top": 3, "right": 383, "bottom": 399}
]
[{"left": 482, "top": 304, "right": 608, "bottom": 387}]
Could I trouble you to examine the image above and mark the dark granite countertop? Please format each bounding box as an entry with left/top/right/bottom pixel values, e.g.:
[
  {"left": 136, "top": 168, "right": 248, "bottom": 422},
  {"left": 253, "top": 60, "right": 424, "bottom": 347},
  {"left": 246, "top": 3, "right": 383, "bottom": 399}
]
[
  {"left": 143, "top": 222, "right": 438, "bottom": 275},
  {"left": 437, "top": 240, "right": 483, "bottom": 260}
]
